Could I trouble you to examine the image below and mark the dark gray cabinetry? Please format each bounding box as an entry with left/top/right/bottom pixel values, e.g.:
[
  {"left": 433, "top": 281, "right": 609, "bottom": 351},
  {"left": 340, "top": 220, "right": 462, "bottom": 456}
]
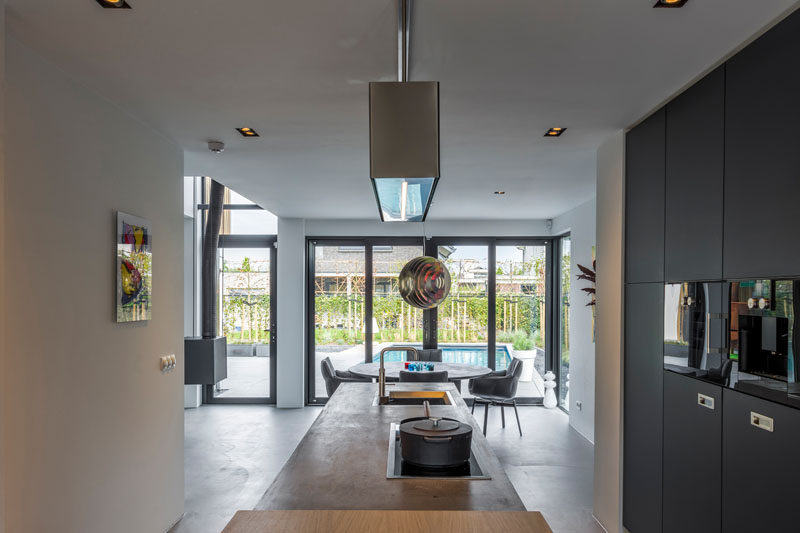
[
  {"left": 724, "top": 12, "right": 800, "bottom": 279},
  {"left": 665, "top": 67, "right": 724, "bottom": 282},
  {"left": 626, "top": 109, "right": 665, "bottom": 284},
  {"left": 623, "top": 283, "right": 664, "bottom": 533},
  {"left": 722, "top": 389, "right": 800, "bottom": 532},
  {"left": 663, "top": 371, "right": 722, "bottom": 533}
]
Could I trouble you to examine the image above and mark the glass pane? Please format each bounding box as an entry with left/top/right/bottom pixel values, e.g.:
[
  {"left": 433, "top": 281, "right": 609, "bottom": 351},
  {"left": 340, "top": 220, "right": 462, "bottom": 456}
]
[
  {"left": 437, "top": 245, "right": 489, "bottom": 395},
  {"left": 214, "top": 248, "right": 272, "bottom": 398},
  {"left": 559, "top": 236, "right": 571, "bottom": 409},
  {"left": 221, "top": 209, "right": 278, "bottom": 235},
  {"left": 372, "top": 245, "right": 425, "bottom": 361},
  {"left": 496, "top": 245, "right": 547, "bottom": 399},
  {"left": 373, "top": 178, "right": 435, "bottom": 222},
  {"left": 313, "top": 245, "right": 366, "bottom": 399}
]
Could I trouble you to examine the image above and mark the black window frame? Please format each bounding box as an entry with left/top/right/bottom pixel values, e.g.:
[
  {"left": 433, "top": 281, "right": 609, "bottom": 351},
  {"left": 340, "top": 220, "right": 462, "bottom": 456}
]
[{"left": 306, "top": 235, "right": 561, "bottom": 406}]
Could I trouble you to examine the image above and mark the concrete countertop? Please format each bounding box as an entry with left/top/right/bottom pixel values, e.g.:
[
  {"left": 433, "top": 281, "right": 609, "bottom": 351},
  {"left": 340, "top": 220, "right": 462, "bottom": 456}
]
[{"left": 255, "top": 382, "right": 525, "bottom": 511}]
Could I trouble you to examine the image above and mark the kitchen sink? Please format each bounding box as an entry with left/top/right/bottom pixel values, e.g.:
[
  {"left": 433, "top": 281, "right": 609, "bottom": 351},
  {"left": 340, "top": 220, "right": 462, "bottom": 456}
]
[{"left": 372, "top": 390, "right": 454, "bottom": 406}]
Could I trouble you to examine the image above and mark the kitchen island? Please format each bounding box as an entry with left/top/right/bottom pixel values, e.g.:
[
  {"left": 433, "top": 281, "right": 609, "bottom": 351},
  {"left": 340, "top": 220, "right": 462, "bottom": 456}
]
[{"left": 255, "top": 382, "right": 526, "bottom": 511}]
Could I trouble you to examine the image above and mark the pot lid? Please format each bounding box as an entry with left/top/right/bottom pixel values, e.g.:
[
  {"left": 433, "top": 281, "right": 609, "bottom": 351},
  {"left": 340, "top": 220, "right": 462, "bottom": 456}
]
[
  {"left": 413, "top": 418, "right": 460, "bottom": 432},
  {"left": 399, "top": 416, "right": 472, "bottom": 437}
]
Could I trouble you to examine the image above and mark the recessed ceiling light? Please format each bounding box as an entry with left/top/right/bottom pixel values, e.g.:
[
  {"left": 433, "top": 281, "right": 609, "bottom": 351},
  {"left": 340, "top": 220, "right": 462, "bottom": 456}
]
[
  {"left": 653, "top": 0, "right": 688, "bottom": 7},
  {"left": 236, "top": 127, "right": 260, "bottom": 137},
  {"left": 96, "top": 0, "right": 131, "bottom": 8},
  {"left": 545, "top": 127, "right": 567, "bottom": 137},
  {"left": 494, "top": 191, "right": 506, "bottom": 195}
]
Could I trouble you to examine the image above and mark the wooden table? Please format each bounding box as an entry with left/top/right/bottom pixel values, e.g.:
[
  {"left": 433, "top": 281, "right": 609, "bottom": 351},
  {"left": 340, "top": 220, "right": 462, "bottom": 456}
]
[{"left": 224, "top": 510, "right": 552, "bottom": 532}]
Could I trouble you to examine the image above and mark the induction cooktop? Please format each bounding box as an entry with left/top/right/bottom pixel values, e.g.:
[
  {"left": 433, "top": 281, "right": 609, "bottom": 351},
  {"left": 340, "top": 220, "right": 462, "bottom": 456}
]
[{"left": 386, "top": 423, "right": 491, "bottom": 480}]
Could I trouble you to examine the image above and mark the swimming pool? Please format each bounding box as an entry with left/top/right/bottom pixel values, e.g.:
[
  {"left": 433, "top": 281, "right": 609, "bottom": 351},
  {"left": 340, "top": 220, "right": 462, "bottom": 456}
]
[{"left": 372, "top": 345, "right": 511, "bottom": 370}]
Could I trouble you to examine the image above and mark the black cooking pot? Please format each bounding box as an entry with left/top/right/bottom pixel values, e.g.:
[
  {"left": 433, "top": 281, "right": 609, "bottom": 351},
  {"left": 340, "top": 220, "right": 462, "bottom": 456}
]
[{"left": 399, "top": 402, "right": 473, "bottom": 468}]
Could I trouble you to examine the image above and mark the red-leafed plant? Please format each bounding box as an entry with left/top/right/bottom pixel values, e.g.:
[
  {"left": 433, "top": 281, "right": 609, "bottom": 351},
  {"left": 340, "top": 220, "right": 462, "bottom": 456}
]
[{"left": 577, "top": 260, "right": 596, "bottom": 306}]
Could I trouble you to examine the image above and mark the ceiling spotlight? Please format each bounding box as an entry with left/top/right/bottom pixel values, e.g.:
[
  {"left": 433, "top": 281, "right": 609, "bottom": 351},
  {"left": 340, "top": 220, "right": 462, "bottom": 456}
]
[
  {"left": 96, "top": 0, "right": 131, "bottom": 8},
  {"left": 653, "top": 0, "right": 688, "bottom": 7},
  {"left": 236, "top": 127, "right": 259, "bottom": 137},
  {"left": 494, "top": 191, "right": 506, "bottom": 195},
  {"left": 545, "top": 127, "right": 567, "bottom": 137}
]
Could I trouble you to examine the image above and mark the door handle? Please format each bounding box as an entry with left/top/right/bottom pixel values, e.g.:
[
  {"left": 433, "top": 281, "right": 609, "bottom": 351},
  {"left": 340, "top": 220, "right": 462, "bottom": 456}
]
[
  {"left": 697, "top": 393, "right": 715, "bottom": 410},
  {"left": 751, "top": 412, "right": 774, "bottom": 432}
]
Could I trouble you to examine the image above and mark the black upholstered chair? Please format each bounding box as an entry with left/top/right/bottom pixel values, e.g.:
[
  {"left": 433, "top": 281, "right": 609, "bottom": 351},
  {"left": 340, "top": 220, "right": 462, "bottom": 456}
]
[
  {"left": 399, "top": 370, "right": 449, "bottom": 383},
  {"left": 412, "top": 349, "right": 443, "bottom": 362},
  {"left": 468, "top": 358, "right": 524, "bottom": 436},
  {"left": 320, "top": 357, "right": 370, "bottom": 397},
  {"left": 707, "top": 358, "right": 733, "bottom": 387}
]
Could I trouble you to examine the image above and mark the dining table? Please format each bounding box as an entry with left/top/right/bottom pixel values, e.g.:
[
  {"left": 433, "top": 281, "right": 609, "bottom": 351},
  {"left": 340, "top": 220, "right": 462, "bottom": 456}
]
[{"left": 347, "top": 361, "right": 492, "bottom": 392}]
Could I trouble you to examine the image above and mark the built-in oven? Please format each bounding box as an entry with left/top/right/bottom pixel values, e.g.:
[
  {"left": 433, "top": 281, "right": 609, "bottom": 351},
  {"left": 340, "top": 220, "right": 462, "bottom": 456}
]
[
  {"left": 664, "top": 279, "right": 800, "bottom": 406},
  {"left": 663, "top": 282, "right": 730, "bottom": 385}
]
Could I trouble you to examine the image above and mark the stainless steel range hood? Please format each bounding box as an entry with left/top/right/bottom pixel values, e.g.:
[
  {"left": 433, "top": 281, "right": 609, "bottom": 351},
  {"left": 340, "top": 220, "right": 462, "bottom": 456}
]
[{"left": 369, "top": 0, "right": 439, "bottom": 222}]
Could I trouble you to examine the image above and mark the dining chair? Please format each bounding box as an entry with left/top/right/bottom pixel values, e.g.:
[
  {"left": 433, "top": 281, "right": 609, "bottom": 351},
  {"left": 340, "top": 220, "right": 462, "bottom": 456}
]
[{"left": 468, "top": 358, "right": 524, "bottom": 436}]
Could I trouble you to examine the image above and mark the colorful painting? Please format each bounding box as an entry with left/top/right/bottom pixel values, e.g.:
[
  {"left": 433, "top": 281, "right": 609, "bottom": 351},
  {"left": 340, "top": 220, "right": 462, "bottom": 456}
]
[{"left": 117, "top": 212, "right": 152, "bottom": 322}]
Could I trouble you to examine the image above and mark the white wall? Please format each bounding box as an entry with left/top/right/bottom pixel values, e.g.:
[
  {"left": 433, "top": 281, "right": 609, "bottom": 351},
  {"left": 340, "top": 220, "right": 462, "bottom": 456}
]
[
  {"left": 593, "top": 132, "right": 625, "bottom": 532},
  {"left": 552, "top": 198, "right": 597, "bottom": 443},
  {"left": 276, "top": 218, "right": 307, "bottom": 408},
  {"left": 0, "top": 4, "right": 6, "bottom": 531},
  {"left": 304, "top": 218, "right": 550, "bottom": 237},
  {"left": 3, "top": 39, "right": 184, "bottom": 533}
]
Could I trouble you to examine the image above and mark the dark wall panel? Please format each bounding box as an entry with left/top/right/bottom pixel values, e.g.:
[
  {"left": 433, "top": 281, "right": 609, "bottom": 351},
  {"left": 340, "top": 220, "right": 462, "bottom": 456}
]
[
  {"left": 663, "top": 371, "right": 722, "bottom": 533},
  {"left": 626, "top": 109, "right": 665, "bottom": 284},
  {"left": 724, "top": 11, "right": 800, "bottom": 279},
  {"left": 722, "top": 389, "right": 800, "bottom": 532},
  {"left": 623, "top": 282, "right": 664, "bottom": 533},
  {"left": 665, "top": 67, "right": 724, "bottom": 282}
]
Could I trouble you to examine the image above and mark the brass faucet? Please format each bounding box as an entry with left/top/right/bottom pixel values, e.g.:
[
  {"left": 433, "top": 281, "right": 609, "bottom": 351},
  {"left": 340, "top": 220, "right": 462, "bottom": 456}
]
[{"left": 378, "top": 346, "right": 418, "bottom": 405}]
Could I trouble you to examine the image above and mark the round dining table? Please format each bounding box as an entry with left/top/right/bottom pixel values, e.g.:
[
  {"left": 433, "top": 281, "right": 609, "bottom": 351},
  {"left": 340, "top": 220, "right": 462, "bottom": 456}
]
[{"left": 347, "top": 361, "right": 492, "bottom": 392}]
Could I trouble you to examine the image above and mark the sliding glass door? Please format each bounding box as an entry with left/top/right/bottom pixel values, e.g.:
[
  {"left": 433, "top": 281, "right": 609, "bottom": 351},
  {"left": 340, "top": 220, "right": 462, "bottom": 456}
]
[
  {"left": 310, "top": 243, "right": 366, "bottom": 401},
  {"left": 308, "top": 239, "right": 423, "bottom": 403},
  {"left": 496, "top": 243, "right": 548, "bottom": 400},
  {"left": 372, "top": 245, "right": 425, "bottom": 362},
  {"left": 307, "top": 237, "right": 556, "bottom": 405}
]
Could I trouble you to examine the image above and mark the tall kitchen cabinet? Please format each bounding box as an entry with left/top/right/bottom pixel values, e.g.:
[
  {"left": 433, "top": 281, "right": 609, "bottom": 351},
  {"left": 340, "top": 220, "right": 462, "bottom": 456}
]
[
  {"left": 662, "top": 371, "right": 722, "bottom": 533},
  {"left": 625, "top": 109, "right": 665, "bottom": 284},
  {"left": 724, "top": 11, "right": 800, "bottom": 279},
  {"left": 623, "top": 283, "right": 664, "bottom": 533},
  {"left": 722, "top": 389, "right": 800, "bottom": 532},
  {"left": 665, "top": 67, "right": 724, "bottom": 282}
]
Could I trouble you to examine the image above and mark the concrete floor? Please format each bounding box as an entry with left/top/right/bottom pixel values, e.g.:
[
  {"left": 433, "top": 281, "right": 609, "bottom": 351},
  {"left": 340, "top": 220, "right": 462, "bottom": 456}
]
[{"left": 171, "top": 402, "right": 600, "bottom": 533}]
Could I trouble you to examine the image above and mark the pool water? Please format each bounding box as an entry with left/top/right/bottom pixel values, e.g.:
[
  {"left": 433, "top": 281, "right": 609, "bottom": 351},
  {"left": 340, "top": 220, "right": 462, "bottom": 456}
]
[{"left": 373, "top": 345, "right": 511, "bottom": 371}]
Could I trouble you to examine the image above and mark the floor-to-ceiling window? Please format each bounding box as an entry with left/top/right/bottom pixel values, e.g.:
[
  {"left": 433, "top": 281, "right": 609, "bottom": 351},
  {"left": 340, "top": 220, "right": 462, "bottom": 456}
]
[
  {"left": 308, "top": 237, "right": 556, "bottom": 404},
  {"left": 496, "top": 243, "right": 548, "bottom": 400},
  {"left": 310, "top": 243, "right": 367, "bottom": 400},
  {"left": 194, "top": 178, "right": 278, "bottom": 404},
  {"left": 372, "top": 245, "right": 426, "bottom": 361},
  {"left": 558, "top": 235, "right": 571, "bottom": 410},
  {"left": 210, "top": 238, "right": 276, "bottom": 401}
]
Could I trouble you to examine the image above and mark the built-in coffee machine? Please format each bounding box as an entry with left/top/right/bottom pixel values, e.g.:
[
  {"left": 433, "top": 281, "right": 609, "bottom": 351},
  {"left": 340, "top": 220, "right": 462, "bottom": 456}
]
[{"left": 664, "top": 279, "right": 800, "bottom": 406}]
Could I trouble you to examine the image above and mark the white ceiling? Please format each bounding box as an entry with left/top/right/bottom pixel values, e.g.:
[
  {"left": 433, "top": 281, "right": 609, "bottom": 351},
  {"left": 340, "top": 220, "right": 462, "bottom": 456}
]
[{"left": 7, "top": 0, "right": 800, "bottom": 220}]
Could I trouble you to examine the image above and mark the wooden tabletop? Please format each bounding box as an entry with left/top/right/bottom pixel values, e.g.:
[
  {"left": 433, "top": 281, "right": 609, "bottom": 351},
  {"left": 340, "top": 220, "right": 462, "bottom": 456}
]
[
  {"left": 224, "top": 510, "right": 552, "bottom": 533},
  {"left": 255, "top": 382, "right": 525, "bottom": 511},
  {"left": 348, "top": 361, "right": 492, "bottom": 380}
]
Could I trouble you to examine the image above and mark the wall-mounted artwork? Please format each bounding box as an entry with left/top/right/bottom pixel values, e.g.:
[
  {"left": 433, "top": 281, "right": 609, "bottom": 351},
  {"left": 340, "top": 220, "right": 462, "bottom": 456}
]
[{"left": 117, "top": 212, "right": 152, "bottom": 322}]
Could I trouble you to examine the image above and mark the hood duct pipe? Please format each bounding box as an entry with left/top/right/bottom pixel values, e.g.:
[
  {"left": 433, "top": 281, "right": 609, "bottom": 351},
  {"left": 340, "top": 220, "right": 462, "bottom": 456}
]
[{"left": 202, "top": 179, "right": 225, "bottom": 339}]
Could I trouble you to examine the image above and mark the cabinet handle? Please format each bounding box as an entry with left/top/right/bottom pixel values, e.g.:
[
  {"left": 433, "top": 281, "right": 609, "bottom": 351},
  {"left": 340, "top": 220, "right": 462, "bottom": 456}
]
[
  {"left": 750, "top": 412, "right": 774, "bottom": 432},
  {"left": 697, "top": 393, "right": 715, "bottom": 410}
]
